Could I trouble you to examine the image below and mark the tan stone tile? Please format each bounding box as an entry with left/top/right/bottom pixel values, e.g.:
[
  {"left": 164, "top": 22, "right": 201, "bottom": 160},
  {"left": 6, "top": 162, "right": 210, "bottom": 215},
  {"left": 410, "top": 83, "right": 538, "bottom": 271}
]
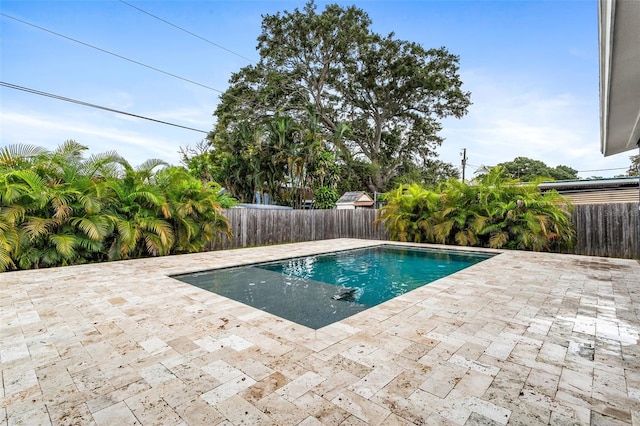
[
  {"left": 227, "top": 355, "right": 275, "bottom": 382},
  {"left": 297, "top": 415, "right": 324, "bottom": 426},
  {"left": 6, "top": 405, "right": 51, "bottom": 426},
  {"left": 377, "top": 370, "right": 424, "bottom": 400},
  {"left": 331, "top": 390, "right": 391, "bottom": 426},
  {"left": 396, "top": 341, "right": 435, "bottom": 362},
  {"left": 483, "top": 340, "right": 516, "bottom": 361},
  {"left": 339, "top": 414, "right": 370, "bottom": 425},
  {"left": 154, "top": 378, "right": 194, "bottom": 409},
  {"left": 124, "top": 388, "right": 184, "bottom": 425},
  {"left": 590, "top": 410, "right": 632, "bottom": 426},
  {"left": 86, "top": 379, "right": 150, "bottom": 413},
  {"left": 138, "top": 362, "right": 178, "bottom": 387},
  {"left": 325, "top": 354, "right": 372, "bottom": 379},
  {"left": 0, "top": 343, "right": 30, "bottom": 364},
  {"left": 536, "top": 341, "right": 567, "bottom": 365},
  {"left": 521, "top": 388, "right": 590, "bottom": 425},
  {"left": 462, "top": 395, "right": 511, "bottom": 425},
  {"left": 293, "top": 392, "right": 350, "bottom": 426},
  {"left": 92, "top": 401, "right": 140, "bottom": 426},
  {"left": 214, "top": 394, "right": 274, "bottom": 425},
  {"left": 312, "top": 340, "right": 355, "bottom": 362},
  {"left": 448, "top": 354, "right": 499, "bottom": 377},
  {"left": 592, "top": 368, "right": 628, "bottom": 401},
  {"left": 558, "top": 367, "right": 593, "bottom": 397},
  {"left": 166, "top": 336, "right": 200, "bottom": 355},
  {"left": 525, "top": 368, "right": 560, "bottom": 398},
  {"left": 348, "top": 365, "right": 402, "bottom": 399},
  {"left": 26, "top": 340, "right": 60, "bottom": 365},
  {"left": 507, "top": 401, "right": 551, "bottom": 426},
  {"left": 100, "top": 364, "right": 142, "bottom": 390},
  {"left": 39, "top": 383, "right": 85, "bottom": 409},
  {"left": 379, "top": 412, "right": 414, "bottom": 425},
  {"left": 312, "top": 370, "right": 361, "bottom": 401},
  {"left": 200, "top": 373, "right": 256, "bottom": 406},
  {"left": 275, "top": 371, "right": 326, "bottom": 402},
  {"left": 240, "top": 372, "right": 289, "bottom": 404},
  {"left": 424, "top": 412, "right": 459, "bottom": 425},
  {"left": 403, "top": 388, "right": 443, "bottom": 424},
  {"left": 454, "top": 370, "right": 495, "bottom": 398},
  {"left": 47, "top": 401, "right": 96, "bottom": 425},
  {"left": 453, "top": 342, "right": 488, "bottom": 361},
  {"left": 3, "top": 367, "right": 38, "bottom": 397},
  {"left": 174, "top": 396, "right": 225, "bottom": 426},
  {"left": 64, "top": 353, "right": 98, "bottom": 374},
  {"left": 254, "top": 392, "right": 308, "bottom": 424}
]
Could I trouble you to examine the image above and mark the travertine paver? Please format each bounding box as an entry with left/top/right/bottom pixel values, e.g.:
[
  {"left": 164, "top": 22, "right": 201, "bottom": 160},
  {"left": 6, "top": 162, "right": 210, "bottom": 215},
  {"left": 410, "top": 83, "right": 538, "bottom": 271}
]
[{"left": 1, "top": 238, "right": 640, "bottom": 425}]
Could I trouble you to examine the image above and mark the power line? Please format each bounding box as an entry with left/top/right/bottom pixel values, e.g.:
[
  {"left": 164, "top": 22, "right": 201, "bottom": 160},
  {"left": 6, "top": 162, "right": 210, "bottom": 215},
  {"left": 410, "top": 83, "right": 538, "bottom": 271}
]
[
  {"left": 577, "top": 167, "right": 628, "bottom": 173},
  {"left": 118, "top": 0, "right": 256, "bottom": 64},
  {"left": 1, "top": 81, "right": 209, "bottom": 134},
  {"left": 0, "top": 13, "right": 224, "bottom": 94}
]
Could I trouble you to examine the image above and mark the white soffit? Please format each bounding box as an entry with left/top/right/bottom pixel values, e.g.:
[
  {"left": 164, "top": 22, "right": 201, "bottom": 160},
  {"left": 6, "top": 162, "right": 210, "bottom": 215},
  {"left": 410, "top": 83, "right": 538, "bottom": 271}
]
[{"left": 599, "top": 0, "right": 640, "bottom": 156}]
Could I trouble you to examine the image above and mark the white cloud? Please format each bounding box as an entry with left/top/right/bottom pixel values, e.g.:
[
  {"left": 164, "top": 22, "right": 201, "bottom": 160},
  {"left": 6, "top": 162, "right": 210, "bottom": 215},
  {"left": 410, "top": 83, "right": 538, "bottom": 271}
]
[
  {"left": 438, "top": 69, "right": 631, "bottom": 177},
  {"left": 0, "top": 110, "right": 187, "bottom": 165}
]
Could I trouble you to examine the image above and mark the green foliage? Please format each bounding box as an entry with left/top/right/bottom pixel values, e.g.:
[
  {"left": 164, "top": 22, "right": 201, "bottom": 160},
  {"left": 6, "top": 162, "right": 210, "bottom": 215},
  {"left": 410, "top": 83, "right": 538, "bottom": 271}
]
[
  {"left": 313, "top": 186, "right": 340, "bottom": 209},
  {"left": 627, "top": 155, "right": 639, "bottom": 177},
  {"left": 200, "top": 110, "right": 342, "bottom": 208},
  {"left": 0, "top": 142, "right": 234, "bottom": 272},
  {"left": 377, "top": 167, "right": 575, "bottom": 252},
  {"left": 391, "top": 159, "right": 460, "bottom": 189},
  {"left": 477, "top": 157, "right": 578, "bottom": 182},
  {"left": 211, "top": 0, "right": 470, "bottom": 193}
]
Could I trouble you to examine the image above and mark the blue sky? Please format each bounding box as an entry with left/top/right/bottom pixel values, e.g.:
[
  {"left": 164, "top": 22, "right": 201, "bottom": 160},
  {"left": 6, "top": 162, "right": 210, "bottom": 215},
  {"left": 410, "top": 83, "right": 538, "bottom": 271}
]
[{"left": 1, "top": 0, "right": 634, "bottom": 178}]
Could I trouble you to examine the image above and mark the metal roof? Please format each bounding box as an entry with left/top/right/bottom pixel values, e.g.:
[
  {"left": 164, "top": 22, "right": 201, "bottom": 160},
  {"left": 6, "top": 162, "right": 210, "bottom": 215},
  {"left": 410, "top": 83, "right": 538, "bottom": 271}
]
[
  {"left": 538, "top": 176, "right": 639, "bottom": 190},
  {"left": 335, "top": 191, "right": 373, "bottom": 204}
]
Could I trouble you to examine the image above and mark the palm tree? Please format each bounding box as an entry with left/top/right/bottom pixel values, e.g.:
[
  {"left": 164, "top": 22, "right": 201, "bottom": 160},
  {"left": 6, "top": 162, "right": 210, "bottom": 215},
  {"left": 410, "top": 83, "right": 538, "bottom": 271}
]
[
  {"left": 0, "top": 141, "right": 238, "bottom": 271},
  {"left": 376, "top": 184, "right": 440, "bottom": 242},
  {"left": 377, "top": 166, "right": 575, "bottom": 252},
  {"left": 0, "top": 142, "right": 119, "bottom": 270},
  {"left": 269, "top": 114, "right": 305, "bottom": 207},
  {"left": 102, "top": 159, "right": 174, "bottom": 260},
  {"left": 154, "top": 167, "right": 231, "bottom": 253}
]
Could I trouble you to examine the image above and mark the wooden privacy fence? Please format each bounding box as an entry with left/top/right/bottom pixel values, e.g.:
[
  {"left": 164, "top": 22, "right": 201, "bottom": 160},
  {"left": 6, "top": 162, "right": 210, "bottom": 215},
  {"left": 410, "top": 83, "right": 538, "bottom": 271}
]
[
  {"left": 213, "top": 208, "right": 387, "bottom": 250},
  {"left": 571, "top": 202, "right": 639, "bottom": 259},
  {"left": 212, "top": 203, "right": 639, "bottom": 259}
]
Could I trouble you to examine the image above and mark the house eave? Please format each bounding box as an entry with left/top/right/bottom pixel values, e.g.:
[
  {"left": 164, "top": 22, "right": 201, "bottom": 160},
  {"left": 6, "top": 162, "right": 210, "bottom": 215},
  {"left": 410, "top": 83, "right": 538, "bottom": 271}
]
[{"left": 599, "top": 0, "right": 640, "bottom": 156}]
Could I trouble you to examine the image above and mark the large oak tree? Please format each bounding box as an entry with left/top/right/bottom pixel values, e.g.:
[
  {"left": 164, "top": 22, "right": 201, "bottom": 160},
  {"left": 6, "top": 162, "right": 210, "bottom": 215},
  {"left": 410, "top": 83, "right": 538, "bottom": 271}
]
[{"left": 210, "top": 1, "right": 471, "bottom": 193}]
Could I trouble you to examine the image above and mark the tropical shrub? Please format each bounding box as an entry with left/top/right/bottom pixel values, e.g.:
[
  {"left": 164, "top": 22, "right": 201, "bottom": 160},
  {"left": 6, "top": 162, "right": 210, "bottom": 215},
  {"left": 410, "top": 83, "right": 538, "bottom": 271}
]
[
  {"left": 377, "top": 166, "right": 575, "bottom": 251},
  {"left": 0, "top": 142, "right": 233, "bottom": 271}
]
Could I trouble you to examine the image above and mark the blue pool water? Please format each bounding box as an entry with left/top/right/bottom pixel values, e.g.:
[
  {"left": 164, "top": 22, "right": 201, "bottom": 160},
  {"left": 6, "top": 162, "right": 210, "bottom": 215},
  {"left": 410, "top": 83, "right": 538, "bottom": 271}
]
[{"left": 173, "top": 245, "right": 493, "bottom": 329}]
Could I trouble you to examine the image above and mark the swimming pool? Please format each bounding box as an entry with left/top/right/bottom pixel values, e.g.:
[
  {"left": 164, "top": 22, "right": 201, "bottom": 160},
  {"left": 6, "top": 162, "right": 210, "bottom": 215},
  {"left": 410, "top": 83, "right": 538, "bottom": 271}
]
[{"left": 173, "top": 245, "right": 493, "bottom": 329}]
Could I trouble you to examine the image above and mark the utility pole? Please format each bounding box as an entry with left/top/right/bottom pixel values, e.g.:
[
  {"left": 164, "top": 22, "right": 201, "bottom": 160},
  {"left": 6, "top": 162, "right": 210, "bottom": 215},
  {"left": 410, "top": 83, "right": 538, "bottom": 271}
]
[{"left": 460, "top": 148, "right": 467, "bottom": 182}]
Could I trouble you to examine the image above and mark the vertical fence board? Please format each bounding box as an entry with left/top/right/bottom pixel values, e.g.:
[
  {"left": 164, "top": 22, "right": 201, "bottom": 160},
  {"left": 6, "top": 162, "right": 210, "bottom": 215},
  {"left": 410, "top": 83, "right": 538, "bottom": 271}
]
[
  {"left": 212, "top": 203, "right": 638, "bottom": 259},
  {"left": 571, "top": 202, "right": 638, "bottom": 259},
  {"left": 212, "top": 208, "right": 386, "bottom": 250}
]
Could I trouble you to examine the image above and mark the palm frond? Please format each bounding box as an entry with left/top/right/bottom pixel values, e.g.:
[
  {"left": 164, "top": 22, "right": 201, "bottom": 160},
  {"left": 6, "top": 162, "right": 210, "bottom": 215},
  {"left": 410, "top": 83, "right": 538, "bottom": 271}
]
[
  {"left": 23, "top": 217, "right": 57, "bottom": 240},
  {"left": 0, "top": 144, "right": 49, "bottom": 167},
  {"left": 49, "top": 233, "right": 77, "bottom": 258},
  {"left": 70, "top": 216, "right": 110, "bottom": 241}
]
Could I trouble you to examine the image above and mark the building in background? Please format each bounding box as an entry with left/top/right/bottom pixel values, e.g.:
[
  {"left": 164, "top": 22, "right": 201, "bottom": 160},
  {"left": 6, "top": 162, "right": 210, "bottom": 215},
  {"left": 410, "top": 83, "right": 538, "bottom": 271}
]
[{"left": 335, "top": 191, "right": 375, "bottom": 210}]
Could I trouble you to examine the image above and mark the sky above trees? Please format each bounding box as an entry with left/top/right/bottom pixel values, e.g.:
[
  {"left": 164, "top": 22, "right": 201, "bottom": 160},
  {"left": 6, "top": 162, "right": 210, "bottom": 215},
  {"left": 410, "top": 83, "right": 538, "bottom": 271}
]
[{"left": 1, "top": 1, "right": 635, "bottom": 178}]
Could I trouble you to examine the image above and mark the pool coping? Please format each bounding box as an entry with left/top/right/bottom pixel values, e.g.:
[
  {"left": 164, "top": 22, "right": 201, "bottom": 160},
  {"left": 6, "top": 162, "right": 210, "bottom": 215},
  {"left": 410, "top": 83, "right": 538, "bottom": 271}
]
[{"left": 170, "top": 243, "right": 498, "bottom": 330}]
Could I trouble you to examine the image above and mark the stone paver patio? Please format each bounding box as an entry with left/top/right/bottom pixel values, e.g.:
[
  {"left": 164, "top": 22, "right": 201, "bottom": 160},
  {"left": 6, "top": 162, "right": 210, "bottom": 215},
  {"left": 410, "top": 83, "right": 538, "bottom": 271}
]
[{"left": 1, "top": 238, "right": 639, "bottom": 425}]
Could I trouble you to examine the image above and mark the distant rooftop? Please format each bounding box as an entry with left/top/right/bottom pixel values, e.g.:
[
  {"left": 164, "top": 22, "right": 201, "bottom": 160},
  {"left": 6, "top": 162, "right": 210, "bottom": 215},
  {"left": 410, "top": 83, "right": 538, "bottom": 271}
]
[
  {"left": 335, "top": 191, "right": 373, "bottom": 204},
  {"left": 538, "top": 176, "right": 638, "bottom": 205},
  {"left": 538, "top": 176, "right": 639, "bottom": 190}
]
